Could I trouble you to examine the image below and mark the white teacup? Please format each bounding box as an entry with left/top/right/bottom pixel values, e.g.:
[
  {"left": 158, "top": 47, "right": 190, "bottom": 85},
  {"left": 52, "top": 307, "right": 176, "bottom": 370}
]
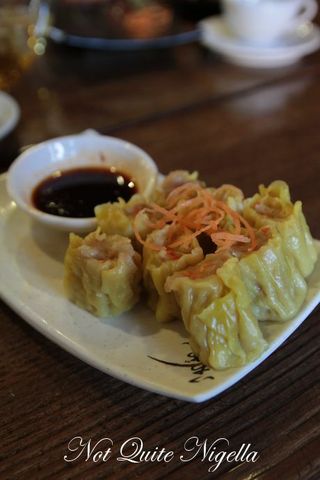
[{"left": 222, "top": 0, "right": 318, "bottom": 44}]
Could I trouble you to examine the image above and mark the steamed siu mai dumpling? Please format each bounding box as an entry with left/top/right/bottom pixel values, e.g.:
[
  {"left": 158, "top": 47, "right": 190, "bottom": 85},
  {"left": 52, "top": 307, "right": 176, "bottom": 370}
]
[
  {"left": 64, "top": 230, "right": 141, "bottom": 317},
  {"left": 143, "top": 225, "right": 203, "bottom": 322},
  {"left": 243, "top": 180, "right": 317, "bottom": 278},
  {"left": 165, "top": 253, "right": 268, "bottom": 369}
]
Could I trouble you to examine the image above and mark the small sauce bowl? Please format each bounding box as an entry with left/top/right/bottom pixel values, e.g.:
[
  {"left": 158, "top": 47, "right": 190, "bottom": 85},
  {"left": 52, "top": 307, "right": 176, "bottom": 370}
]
[{"left": 7, "top": 130, "right": 158, "bottom": 232}]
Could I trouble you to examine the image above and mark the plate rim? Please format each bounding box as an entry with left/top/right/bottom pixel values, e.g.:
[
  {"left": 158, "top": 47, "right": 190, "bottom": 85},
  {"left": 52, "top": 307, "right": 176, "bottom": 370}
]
[
  {"left": 48, "top": 25, "right": 200, "bottom": 50},
  {"left": 1, "top": 171, "right": 320, "bottom": 403},
  {"left": 0, "top": 92, "right": 20, "bottom": 141}
]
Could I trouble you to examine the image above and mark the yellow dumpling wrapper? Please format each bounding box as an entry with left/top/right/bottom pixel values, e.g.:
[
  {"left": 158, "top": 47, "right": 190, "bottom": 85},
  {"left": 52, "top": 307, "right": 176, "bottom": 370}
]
[
  {"left": 166, "top": 227, "right": 312, "bottom": 369},
  {"left": 166, "top": 265, "right": 267, "bottom": 370},
  {"left": 143, "top": 226, "right": 204, "bottom": 323},
  {"left": 64, "top": 230, "right": 141, "bottom": 317},
  {"left": 218, "top": 235, "right": 308, "bottom": 322},
  {"left": 95, "top": 194, "right": 148, "bottom": 240},
  {"left": 152, "top": 170, "right": 201, "bottom": 205},
  {"left": 208, "top": 184, "right": 245, "bottom": 213},
  {"left": 244, "top": 180, "right": 317, "bottom": 278},
  {"left": 63, "top": 177, "right": 317, "bottom": 372}
]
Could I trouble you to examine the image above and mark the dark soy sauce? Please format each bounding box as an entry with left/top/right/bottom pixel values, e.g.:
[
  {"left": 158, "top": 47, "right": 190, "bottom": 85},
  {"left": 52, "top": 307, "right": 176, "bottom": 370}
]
[{"left": 32, "top": 167, "right": 137, "bottom": 218}]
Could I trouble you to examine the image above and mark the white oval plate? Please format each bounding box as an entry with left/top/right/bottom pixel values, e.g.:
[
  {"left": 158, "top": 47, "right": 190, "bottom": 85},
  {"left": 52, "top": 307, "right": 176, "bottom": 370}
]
[
  {"left": 1, "top": 173, "right": 320, "bottom": 402},
  {"left": 0, "top": 91, "right": 20, "bottom": 140}
]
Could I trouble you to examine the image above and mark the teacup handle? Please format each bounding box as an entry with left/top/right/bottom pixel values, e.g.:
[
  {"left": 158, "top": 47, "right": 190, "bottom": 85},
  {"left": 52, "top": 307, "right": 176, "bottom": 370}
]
[{"left": 294, "top": 0, "right": 318, "bottom": 26}]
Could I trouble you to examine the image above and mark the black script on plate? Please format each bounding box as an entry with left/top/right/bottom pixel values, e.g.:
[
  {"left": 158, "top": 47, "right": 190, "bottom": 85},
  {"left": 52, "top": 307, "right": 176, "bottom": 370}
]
[{"left": 148, "top": 342, "right": 214, "bottom": 384}]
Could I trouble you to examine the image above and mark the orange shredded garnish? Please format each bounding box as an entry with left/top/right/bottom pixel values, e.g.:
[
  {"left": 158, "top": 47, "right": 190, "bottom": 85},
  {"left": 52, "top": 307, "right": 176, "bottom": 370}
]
[{"left": 133, "top": 182, "right": 257, "bottom": 258}]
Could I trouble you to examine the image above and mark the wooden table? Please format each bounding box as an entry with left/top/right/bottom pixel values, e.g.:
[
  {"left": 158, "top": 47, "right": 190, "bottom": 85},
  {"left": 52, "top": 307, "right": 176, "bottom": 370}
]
[{"left": 1, "top": 35, "right": 320, "bottom": 480}]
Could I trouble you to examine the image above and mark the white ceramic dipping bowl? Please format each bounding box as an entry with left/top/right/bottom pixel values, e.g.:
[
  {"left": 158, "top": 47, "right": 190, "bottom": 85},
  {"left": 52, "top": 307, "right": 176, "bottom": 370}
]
[{"left": 7, "top": 130, "right": 158, "bottom": 232}]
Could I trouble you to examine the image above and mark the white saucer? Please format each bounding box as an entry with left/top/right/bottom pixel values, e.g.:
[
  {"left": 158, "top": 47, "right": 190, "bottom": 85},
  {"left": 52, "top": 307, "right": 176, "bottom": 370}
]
[
  {"left": 199, "top": 17, "right": 320, "bottom": 68},
  {"left": 0, "top": 91, "right": 20, "bottom": 140}
]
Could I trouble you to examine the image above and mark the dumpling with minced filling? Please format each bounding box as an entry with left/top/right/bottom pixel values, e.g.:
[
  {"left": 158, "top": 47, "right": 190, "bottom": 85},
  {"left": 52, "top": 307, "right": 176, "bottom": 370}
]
[
  {"left": 143, "top": 225, "right": 204, "bottom": 323},
  {"left": 152, "top": 170, "right": 203, "bottom": 205},
  {"left": 165, "top": 252, "right": 268, "bottom": 370},
  {"left": 95, "top": 193, "right": 148, "bottom": 240},
  {"left": 64, "top": 230, "right": 141, "bottom": 317},
  {"left": 243, "top": 180, "right": 317, "bottom": 277}
]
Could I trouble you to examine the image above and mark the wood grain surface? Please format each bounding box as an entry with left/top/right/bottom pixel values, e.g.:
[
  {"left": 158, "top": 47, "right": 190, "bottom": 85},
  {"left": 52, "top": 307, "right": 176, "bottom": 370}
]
[{"left": 0, "top": 37, "right": 320, "bottom": 480}]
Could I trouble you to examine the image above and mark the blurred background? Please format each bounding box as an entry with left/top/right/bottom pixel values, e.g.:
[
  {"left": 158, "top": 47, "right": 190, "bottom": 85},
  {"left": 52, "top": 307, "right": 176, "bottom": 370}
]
[
  {"left": 1, "top": 0, "right": 319, "bottom": 178},
  {"left": 0, "top": 0, "right": 224, "bottom": 168}
]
